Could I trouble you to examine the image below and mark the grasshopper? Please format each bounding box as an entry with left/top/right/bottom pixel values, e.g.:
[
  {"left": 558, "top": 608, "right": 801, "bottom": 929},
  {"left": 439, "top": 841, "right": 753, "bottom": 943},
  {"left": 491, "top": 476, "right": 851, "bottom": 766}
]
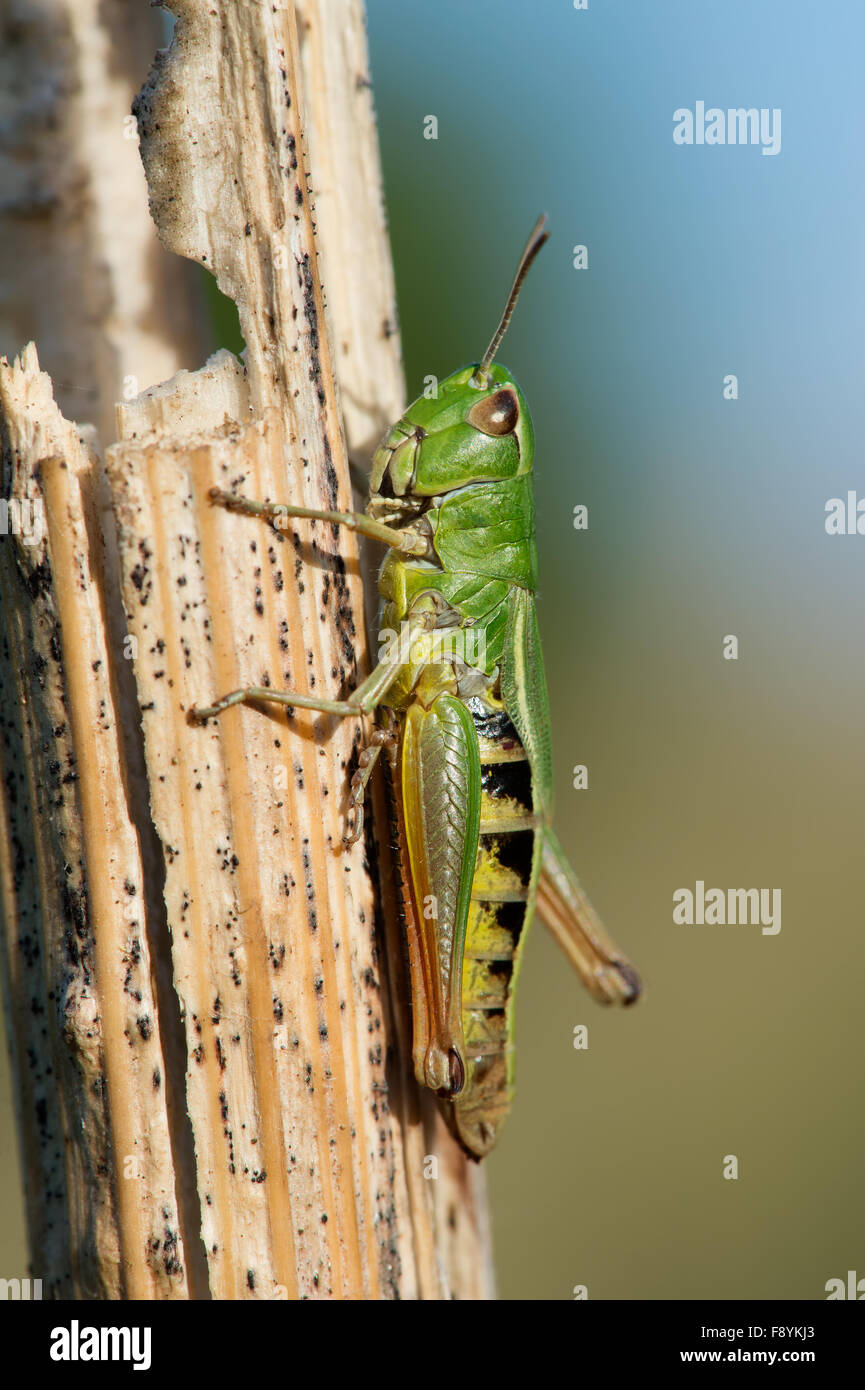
[{"left": 192, "top": 216, "right": 641, "bottom": 1159}]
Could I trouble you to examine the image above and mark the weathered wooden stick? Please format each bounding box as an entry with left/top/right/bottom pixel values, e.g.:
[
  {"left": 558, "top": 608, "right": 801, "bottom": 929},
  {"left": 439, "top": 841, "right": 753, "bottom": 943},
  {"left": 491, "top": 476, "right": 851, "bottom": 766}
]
[
  {"left": 0, "top": 349, "right": 190, "bottom": 1298},
  {"left": 0, "top": 0, "right": 493, "bottom": 1299},
  {"left": 0, "top": 0, "right": 204, "bottom": 445}
]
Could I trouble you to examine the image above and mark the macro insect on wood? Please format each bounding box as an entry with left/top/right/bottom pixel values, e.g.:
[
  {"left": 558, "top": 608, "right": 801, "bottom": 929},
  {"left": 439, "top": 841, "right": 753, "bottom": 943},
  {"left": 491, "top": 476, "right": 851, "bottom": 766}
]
[{"left": 191, "top": 216, "right": 641, "bottom": 1159}]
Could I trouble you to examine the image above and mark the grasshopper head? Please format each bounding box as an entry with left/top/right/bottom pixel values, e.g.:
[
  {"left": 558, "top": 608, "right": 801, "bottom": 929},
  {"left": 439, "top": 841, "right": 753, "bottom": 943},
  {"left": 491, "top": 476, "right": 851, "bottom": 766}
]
[
  {"left": 370, "top": 365, "right": 533, "bottom": 499},
  {"left": 369, "top": 214, "right": 549, "bottom": 505}
]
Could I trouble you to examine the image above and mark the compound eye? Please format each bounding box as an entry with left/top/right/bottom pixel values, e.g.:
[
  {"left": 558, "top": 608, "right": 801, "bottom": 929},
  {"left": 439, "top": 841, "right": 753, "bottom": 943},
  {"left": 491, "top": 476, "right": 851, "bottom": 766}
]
[{"left": 467, "top": 387, "right": 519, "bottom": 437}]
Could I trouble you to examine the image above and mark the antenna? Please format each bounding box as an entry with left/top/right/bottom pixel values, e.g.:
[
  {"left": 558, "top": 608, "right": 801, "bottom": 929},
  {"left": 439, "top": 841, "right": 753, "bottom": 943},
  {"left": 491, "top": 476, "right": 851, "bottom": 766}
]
[{"left": 473, "top": 213, "right": 549, "bottom": 386}]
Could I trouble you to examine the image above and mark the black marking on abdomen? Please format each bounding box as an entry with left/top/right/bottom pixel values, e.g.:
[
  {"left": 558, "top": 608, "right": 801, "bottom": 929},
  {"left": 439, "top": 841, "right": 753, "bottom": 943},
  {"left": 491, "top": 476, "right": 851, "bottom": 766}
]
[
  {"left": 480, "top": 758, "right": 533, "bottom": 813},
  {"left": 480, "top": 828, "right": 534, "bottom": 883},
  {"left": 495, "top": 899, "right": 528, "bottom": 950},
  {"left": 465, "top": 697, "right": 520, "bottom": 745}
]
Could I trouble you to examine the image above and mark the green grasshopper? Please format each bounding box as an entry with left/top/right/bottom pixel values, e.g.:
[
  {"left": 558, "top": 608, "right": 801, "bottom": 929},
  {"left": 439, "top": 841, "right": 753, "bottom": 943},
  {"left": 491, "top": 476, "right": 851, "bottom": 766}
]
[{"left": 192, "top": 216, "right": 640, "bottom": 1159}]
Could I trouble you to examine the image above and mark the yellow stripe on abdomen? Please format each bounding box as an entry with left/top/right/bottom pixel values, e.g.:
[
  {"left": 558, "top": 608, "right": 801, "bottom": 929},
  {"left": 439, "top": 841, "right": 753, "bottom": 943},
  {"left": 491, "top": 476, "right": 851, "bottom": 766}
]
[{"left": 454, "top": 695, "right": 539, "bottom": 1155}]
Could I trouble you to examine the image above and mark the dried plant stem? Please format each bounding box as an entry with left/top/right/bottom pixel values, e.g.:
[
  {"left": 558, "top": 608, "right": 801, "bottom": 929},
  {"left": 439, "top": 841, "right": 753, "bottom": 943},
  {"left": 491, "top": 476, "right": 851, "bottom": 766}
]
[{"left": 0, "top": 0, "right": 493, "bottom": 1299}]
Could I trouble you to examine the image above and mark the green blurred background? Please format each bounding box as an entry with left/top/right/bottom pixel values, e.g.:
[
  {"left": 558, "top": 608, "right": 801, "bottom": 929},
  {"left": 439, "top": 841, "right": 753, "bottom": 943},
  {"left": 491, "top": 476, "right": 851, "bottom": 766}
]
[
  {"left": 363, "top": 0, "right": 864, "bottom": 1299},
  {"left": 2, "top": 0, "right": 863, "bottom": 1300}
]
